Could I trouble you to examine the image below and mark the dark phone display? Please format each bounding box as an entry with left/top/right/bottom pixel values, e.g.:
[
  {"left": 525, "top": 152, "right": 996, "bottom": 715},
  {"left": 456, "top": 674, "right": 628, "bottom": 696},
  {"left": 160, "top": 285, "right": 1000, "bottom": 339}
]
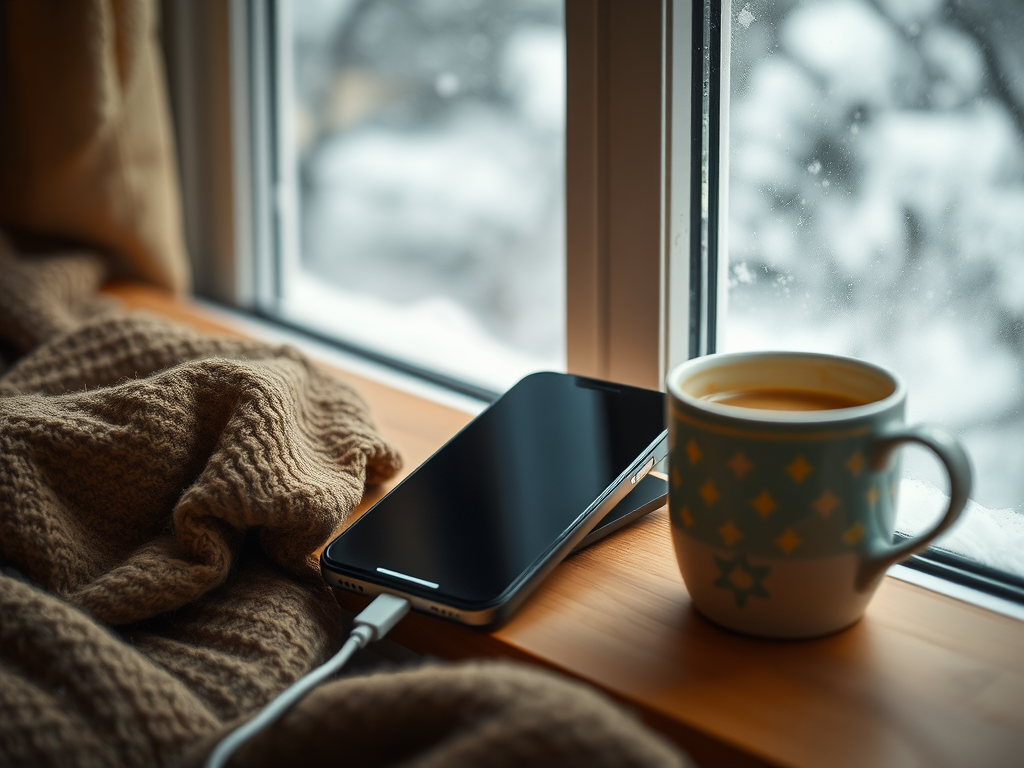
[{"left": 323, "top": 372, "right": 665, "bottom": 608}]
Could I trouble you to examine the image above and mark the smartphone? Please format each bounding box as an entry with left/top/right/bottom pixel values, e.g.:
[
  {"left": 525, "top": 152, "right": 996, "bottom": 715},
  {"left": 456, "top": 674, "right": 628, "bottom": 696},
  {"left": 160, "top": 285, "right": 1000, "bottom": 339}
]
[{"left": 321, "top": 371, "right": 667, "bottom": 627}]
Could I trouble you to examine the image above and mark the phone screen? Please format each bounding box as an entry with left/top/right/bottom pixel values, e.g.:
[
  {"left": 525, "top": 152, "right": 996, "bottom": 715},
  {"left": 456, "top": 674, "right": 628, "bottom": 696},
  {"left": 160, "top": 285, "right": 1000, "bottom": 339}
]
[{"left": 323, "top": 372, "right": 665, "bottom": 611}]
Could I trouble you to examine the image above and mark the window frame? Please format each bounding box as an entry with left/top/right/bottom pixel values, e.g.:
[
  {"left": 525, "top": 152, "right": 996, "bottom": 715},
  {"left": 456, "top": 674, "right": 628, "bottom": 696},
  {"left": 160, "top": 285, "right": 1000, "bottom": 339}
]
[{"left": 565, "top": 0, "right": 673, "bottom": 391}]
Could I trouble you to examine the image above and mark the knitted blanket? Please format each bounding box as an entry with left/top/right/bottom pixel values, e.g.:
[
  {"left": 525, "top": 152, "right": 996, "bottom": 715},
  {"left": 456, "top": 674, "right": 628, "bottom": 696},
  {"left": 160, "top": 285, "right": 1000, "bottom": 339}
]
[{"left": 0, "top": 244, "right": 686, "bottom": 768}]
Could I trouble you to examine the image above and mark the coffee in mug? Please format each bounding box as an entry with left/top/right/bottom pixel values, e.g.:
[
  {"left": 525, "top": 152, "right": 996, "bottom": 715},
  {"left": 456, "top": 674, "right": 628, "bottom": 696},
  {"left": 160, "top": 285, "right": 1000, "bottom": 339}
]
[{"left": 701, "top": 387, "right": 867, "bottom": 411}]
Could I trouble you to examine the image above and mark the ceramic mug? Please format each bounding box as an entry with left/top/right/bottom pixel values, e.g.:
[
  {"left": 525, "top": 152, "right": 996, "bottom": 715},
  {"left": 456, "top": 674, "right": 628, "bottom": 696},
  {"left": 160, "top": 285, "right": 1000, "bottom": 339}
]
[{"left": 666, "top": 351, "right": 972, "bottom": 638}]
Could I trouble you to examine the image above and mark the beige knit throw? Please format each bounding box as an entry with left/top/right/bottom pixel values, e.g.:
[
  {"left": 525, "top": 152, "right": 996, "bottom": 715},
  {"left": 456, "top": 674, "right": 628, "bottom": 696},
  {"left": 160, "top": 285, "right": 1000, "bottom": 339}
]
[{"left": 0, "top": 244, "right": 686, "bottom": 768}]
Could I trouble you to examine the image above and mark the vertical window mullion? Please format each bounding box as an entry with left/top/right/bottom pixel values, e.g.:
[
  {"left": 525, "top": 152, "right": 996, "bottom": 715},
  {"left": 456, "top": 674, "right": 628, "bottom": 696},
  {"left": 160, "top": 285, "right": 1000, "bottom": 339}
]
[
  {"left": 232, "top": 0, "right": 272, "bottom": 308},
  {"left": 663, "top": 0, "right": 697, "bottom": 377},
  {"left": 689, "top": 0, "right": 724, "bottom": 360},
  {"left": 567, "top": 0, "right": 668, "bottom": 391}
]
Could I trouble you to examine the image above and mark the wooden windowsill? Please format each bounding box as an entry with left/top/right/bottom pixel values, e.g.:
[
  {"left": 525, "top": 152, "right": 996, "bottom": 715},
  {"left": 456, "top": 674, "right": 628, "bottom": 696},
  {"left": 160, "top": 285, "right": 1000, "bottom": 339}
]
[{"left": 107, "top": 282, "right": 1024, "bottom": 768}]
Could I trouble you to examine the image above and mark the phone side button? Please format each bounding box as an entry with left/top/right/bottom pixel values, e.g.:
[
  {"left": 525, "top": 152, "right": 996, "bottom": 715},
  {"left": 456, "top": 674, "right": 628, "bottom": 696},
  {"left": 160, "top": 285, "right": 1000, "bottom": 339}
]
[{"left": 630, "top": 456, "right": 656, "bottom": 485}]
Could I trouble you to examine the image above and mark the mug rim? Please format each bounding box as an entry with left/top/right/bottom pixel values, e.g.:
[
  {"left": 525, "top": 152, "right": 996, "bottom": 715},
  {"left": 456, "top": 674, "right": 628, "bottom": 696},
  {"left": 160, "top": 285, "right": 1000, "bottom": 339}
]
[{"left": 667, "top": 351, "right": 906, "bottom": 425}]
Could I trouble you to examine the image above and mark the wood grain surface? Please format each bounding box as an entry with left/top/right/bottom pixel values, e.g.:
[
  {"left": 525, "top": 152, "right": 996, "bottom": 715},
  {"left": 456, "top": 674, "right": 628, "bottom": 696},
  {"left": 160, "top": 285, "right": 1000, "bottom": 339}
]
[{"left": 107, "top": 283, "right": 1024, "bottom": 768}]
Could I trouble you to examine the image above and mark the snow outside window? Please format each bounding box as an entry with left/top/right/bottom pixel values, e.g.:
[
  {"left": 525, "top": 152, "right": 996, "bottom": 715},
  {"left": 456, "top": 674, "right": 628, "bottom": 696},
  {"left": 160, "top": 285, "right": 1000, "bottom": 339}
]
[
  {"left": 280, "top": 0, "right": 565, "bottom": 394},
  {"left": 723, "top": 0, "right": 1024, "bottom": 578}
]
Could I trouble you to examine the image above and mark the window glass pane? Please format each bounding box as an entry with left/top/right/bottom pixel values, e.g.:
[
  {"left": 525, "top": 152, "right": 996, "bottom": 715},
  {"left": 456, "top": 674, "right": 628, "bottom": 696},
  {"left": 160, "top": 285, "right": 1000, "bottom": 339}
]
[
  {"left": 282, "top": 0, "right": 565, "bottom": 391},
  {"left": 724, "top": 0, "right": 1024, "bottom": 577}
]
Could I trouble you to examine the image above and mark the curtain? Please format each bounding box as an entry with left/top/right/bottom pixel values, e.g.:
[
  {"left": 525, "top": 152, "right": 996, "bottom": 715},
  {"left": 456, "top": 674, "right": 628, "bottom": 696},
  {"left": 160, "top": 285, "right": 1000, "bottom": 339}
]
[{"left": 0, "top": 0, "right": 190, "bottom": 293}]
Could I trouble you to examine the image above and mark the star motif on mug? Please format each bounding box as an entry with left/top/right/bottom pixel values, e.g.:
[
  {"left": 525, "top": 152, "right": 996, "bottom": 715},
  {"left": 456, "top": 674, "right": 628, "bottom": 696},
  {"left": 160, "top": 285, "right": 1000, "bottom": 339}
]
[
  {"left": 785, "top": 455, "right": 813, "bottom": 484},
  {"left": 671, "top": 467, "right": 683, "bottom": 488},
  {"left": 713, "top": 553, "right": 771, "bottom": 608},
  {"left": 865, "top": 485, "right": 880, "bottom": 506},
  {"left": 726, "top": 451, "right": 754, "bottom": 479},
  {"left": 680, "top": 506, "right": 694, "bottom": 528}
]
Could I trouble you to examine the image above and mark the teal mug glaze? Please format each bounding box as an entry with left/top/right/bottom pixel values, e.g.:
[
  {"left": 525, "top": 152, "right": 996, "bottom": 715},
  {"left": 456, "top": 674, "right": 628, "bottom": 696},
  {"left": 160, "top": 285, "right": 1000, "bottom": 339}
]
[{"left": 667, "top": 352, "right": 972, "bottom": 639}]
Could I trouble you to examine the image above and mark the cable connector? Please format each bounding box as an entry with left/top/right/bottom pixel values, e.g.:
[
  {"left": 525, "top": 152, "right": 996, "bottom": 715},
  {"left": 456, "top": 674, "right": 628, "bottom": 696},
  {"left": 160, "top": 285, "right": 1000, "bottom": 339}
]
[
  {"left": 205, "top": 592, "right": 411, "bottom": 768},
  {"left": 351, "top": 591, "right": 411, "bottom": 644}
]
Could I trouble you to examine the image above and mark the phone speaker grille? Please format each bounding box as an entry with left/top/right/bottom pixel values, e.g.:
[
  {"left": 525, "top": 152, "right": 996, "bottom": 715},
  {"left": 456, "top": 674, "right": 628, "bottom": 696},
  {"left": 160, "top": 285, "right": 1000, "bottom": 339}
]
[{"left": 429, "top": 605, "right": 460, "bottom": 619}]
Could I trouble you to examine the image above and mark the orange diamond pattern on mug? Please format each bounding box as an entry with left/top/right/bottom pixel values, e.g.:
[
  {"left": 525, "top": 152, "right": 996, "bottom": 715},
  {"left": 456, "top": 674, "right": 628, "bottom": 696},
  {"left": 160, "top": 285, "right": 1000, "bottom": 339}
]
[
  {"left": 719, "top": 520, "right": 743, "bottom": 546},
  {"left": 812, "top": 489, "right": 840, "bottom": 518},
  {"left": 785, "top": 455, "right": 813, "bottom": 484},
  {"left": 843, "top": 522, "right": 865, "bottom": 545},
  {"left": 845, "top": 450, "right": 865, "bottom": 477},
  {"left": 750, "top": 490, "right": 778, "bottom": 518},
  {"left": 775, "top": 528, "right": 801, "bottom": 555},
  {"left": 699, "top": 479, "right": 719, "bottom": 506},
  {"left": 671, "top": 428, "right": 900, "bottom": 561},
  {"left": 726, "top": 451, "right": 754, "bottom": 480},
  {"left": 687, "top": 439, "right": 702, "bottom": 465}
]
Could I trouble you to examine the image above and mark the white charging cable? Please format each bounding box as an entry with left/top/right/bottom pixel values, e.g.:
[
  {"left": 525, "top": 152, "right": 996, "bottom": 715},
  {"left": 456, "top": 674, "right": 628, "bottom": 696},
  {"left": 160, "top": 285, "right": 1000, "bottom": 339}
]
[{"left": 204, "top": 592, "right": 411, "bottom": 768}]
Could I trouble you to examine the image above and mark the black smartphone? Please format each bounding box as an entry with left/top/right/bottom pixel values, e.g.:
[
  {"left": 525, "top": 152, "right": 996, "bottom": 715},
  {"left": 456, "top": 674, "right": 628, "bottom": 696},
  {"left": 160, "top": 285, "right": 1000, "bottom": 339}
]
[{"left": 321, "top": 371, "right": 667, "bottom": 627}]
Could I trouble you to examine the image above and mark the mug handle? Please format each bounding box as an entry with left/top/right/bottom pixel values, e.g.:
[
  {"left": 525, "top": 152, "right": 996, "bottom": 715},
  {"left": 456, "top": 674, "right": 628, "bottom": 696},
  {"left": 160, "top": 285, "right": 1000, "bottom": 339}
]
[{"left": 856, "top": 424, "right": 973, "bottom": 591}]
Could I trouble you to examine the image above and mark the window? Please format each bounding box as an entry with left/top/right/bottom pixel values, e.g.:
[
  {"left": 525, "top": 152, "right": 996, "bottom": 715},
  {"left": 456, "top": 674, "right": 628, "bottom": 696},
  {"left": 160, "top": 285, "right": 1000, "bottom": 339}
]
[{"left": 162, "top": 0, "right": 1022, "bottom": 602}]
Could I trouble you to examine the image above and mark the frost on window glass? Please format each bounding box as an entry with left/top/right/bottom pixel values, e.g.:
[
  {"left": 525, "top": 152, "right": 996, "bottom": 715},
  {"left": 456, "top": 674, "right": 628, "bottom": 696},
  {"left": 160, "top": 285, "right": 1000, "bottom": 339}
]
[
  {"left": 724, "top": 0, "right": 1024, "bottom": 576},
  {"left": 286, "top": 0, "right": 565, "bottom": 391}
]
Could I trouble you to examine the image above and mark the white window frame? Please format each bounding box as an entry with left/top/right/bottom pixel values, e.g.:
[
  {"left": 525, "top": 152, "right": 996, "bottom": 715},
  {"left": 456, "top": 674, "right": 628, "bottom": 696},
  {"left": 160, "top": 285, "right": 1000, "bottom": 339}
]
[{"left": 563, "top": 0, "right": 721, "bottom": 390}]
